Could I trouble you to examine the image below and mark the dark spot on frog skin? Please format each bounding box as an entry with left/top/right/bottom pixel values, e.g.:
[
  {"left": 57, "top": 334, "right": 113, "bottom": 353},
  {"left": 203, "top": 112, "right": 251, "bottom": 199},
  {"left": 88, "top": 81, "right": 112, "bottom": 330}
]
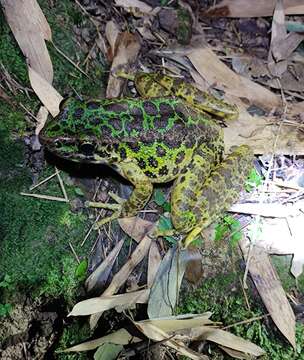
[
  {"left": 143, "top": 101, "right": 157, "bottom": 115},
  {"left": 74, "top": 108, "right": 84, "bottom": 118},
  {"left": 159, "top": 103, "right": 173, "bottom": 114},
  {"left": 130, "top": 106, "right": 143, "bottom": 117},
  {"left": 137, "top": 158, "right": 146, "bottom": 169},
  {"left": 119, "top": 147, "right": 127, "bottom": 160},
  {"left": 173, "top": 167, "right": 179, "bottom": 175},
  {"left": 90, "top": 117, "right": 100, "bottom": 126},
  {"left": 184, "top": 189, "right": 197, "bottom": 201},
  {"left": 104, "top": 102, "right": 127, "bottom": 113},
  {"left": 175, "top": 151, "right": 185, "bottom": 164},
  {"left": 148, "top": 156, "right": 158, "bottom": 168},
  {"left": 144, "top": 170, "right": 157, "bottom": 178},
  {"left": 111, "top": 118, "right": 122, "bottom": 131},
  {"left": 87, "top": 101, "right": 99, "bottom": 109},
  {"left": 184, "top": 136, "right": 196, "bottom": 149},
  {"left": 179, "top": 175, "right": 186, "bottom": 183},
  {"left": 79, "top": 143, "right": 95, "bottom": 156},
  {"left": 154, "top": 115, "right": 171, "bottom": 130},
  {"left": 156, "top": 145, "right": 166, "bottom": 157},
  {"left": 159, "top": 165, "right": 169, "bottom": 176},
  {"left": 128, "top": 142, "right": 141, "bottom": 153},
  {"left": 125, "top": 119, "right": 143, "bottom": 133}
]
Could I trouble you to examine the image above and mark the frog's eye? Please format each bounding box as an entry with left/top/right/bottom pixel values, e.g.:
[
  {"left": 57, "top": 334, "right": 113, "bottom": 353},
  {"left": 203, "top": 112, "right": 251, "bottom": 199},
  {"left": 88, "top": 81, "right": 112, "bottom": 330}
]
[{"left": 79, "top": 143, "right": 95, "bottom": 156}]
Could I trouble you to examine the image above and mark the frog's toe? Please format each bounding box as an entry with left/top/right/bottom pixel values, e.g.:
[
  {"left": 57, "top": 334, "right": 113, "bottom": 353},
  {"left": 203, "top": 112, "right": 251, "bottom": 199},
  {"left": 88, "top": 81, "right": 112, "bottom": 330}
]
[
  {"left": 93, "top": 210, "right": 122, "bottom": 229},
  {"left": 182, "top": 227, "right": 202, "bottom": 248},
  {"left": 85, "top": 200, "right": 121, "bottom": 211}
]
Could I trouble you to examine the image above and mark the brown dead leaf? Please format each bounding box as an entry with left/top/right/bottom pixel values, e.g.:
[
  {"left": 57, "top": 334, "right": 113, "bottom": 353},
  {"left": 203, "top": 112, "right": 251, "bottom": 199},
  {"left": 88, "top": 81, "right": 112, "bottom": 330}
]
[
  {"left": 239, "top": 239, "right": 296, "bottom": 348},
  {"left": 105, "top": 20, "right": 120, "bottom": 62},
  {"left": 118, "top": 217, "right": 155, "bottom": 243},
  {"left": 89, "top": 220, "right": 156, "bottom": 329},
  {"left": 204, "top": 0, "right": 304, "bottom": 18},
  {"left": 223, "top": 110, "right": 304, "bottom": 155},
  {"left": 187, "top": 47, "right": 280, "bottom": 111},
  {"left": 147, "top": 241, "right": 162, "bottom": 288},
  {"left": 85, "top": 239, "right": 124, "bottom": 293},
  {"left": 28, "top": 66, "right": 62, "bottom": 117},
  {"left": 63, "top": 328, "right": 141, "bottom": 352},
  {"left": 268, "top": 0, "right": 288, "bottom": 77},
  {"left": 114, "top": 0, "right": 153, "bottom": 16},
  {"left": 1, "top": 0, "right": 53, "bottom": 83},
  {"left": 134, "top": 321, "right": 209, "bottom": 360},
  {"left": 35, "top": 106, "right": 49, "bottom": 136},
  {"left": 69, "top": 289, "right": 149, "bottom": 316},
  {"left": 106, "top": 32, "right": 141, "bottom": 98}
]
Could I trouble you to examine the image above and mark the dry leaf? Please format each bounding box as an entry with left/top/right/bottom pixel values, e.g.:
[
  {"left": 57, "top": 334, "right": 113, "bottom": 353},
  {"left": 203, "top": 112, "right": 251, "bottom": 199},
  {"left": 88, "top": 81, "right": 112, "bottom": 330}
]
[
  {"left": 106, "top": 32, "right": 141, "bottom": 98},
  {"left": 28, "top": 66, "right": 62, "bottom": 117},
  {"left": 268, "top": 0, "right": 288, "bottom": 77},
  {"left": 1, "top": 0, "right": 53, "bottom": 83},
  {"left": 188, "top": 47, "right": 280, "bottom": 111},
  {"left": 35, "top": 106, "right": 49, "bottom": 136},
  {"left": 239, "top": 239, "right": 296, "bottom": 348},
  {"left": 147, "top": 241, "right": 162, "bottom": 288},
  {"left": 105, "top": 20, "right": 120, "bottom": 61},
  {"left": 69, "top": 289, "right": 149, "bottom": 316},
  {"left": 63, "top": 329, "right": 141, "bottom": 352},
  {"left": 89, "top": 220, "right": 156, "bottom": 329},
  {"left": 114, "top": 0, "right": 153, "bottom": 15},
  {"left": 134, "top": 321, "right": 209, "bottom": 360},
  {"left": 118, "top": 217, "right": 155, "bottom": 243},
  {"left": 204, "top": 0, "right": 304, "bottom": 18},
  {"left": 85, "top": 239, "right": 124, "bottom": 293}
]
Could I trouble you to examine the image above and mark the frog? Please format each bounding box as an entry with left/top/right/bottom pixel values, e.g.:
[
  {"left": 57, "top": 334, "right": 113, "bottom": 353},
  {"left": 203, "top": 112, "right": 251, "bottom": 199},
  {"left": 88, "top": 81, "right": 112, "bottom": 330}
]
[{"left": 40, "top": 76, "right": 253, "bottom": 246}]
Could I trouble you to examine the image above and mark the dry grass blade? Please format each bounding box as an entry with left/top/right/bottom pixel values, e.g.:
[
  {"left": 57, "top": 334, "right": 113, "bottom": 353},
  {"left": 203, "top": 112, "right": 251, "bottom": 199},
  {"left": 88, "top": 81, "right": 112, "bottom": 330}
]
[
  {"left": 1, "top": 0, "right": 53, "bottom": 82},
  {"left": 63, "top": 328, "right": 141, "bottom": 352},
  {"left": 147, "top": 241, "right": 161, "bottom": 288},
  {"left": 20, "top": 193, "right": 68, "bottom": 202},
  {"left": 69, "top": 289, "right": 150, "bottom": 316}
]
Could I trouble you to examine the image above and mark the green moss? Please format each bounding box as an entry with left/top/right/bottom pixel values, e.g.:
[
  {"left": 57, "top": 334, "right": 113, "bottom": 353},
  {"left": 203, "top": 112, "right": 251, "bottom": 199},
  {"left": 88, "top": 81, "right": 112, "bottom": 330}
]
[{"left": 178, "top": 271, "right": 304, "bottom": 359}]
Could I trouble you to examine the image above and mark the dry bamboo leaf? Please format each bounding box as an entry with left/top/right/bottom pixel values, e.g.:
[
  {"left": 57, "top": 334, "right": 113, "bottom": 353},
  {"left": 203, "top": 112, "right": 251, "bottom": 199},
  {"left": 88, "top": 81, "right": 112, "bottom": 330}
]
[
  {"left": 114, "top": 0, "right": 153, "bottom": 15},
  {"left": 89, "top": 222, "right": 156, "bottom": 329},
  {"left": 189, "top": 327, "right": 265, "bottom": 357},
  {"left": 218, "top": 345, "right": 253, "bottom": 360},
  {"left": 105, "top": 20, "right": 120, "bottom": 61},
  {"left": 188, "top": 47, "right": 280, "bottom": 111},
  {"left": 134, "top": 321, "right": 209, "bottom": 360},
  {"left": 28, "top": 66, "right": 63, "bottom": 117},
  {"left": 139, "top": 313, "right": 215, "bottom": 333},
  {"left": 69, "top": 289, "right": 149, "bottom": 316},
  {"left": 204, "top": 0, "right": 304, "bottom": 18},
  {"left": 106, "top": 32, "right": 141, "bottom": 98},
  {"left": 239, "top": 239, "right": 296, "bottom": 348},
  {"left": 118, "top": 217, "right": 155, "bottom": 243},
  {"left": 85, "top": 239, "right": 124, "bottom": 293},
  {"left": 63, "top": 328, "right": 141, "bottom": 352},
  {"left": 147, "top": 241, "right": 162, "bottom": 288},
  {"left": 1, "top": 0, "right": 53, "bottom": 83},
  {"left": 268, "top": 0, "right": 288, "bottom": 77},
  {"left": 35, "top": 106, "right": 49, "bottom": 136},
  {"left": 223, "top": 111, "right": 304, "bottom": 155}
]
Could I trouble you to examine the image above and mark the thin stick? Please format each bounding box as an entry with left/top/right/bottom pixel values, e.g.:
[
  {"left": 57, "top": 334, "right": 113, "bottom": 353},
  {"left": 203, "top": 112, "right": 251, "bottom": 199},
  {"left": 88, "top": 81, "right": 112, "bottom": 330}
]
[
  {"left": 222, "top": 314, "right": 270, "bottom": 330},
  {"left": 30, "top": 172, "right": 57, "bottom": 190},
  {"left": 52, "top": 42, "right": 90, "bottom": 79},
  {"left": 69, "top": 241, "right": 80, "bottom": 263},
  {"left": 55, "top": 168, "right": 69, "bottom": 201},
  {"left": 20, "top": 192, "right": 68, "bottom": 202}
]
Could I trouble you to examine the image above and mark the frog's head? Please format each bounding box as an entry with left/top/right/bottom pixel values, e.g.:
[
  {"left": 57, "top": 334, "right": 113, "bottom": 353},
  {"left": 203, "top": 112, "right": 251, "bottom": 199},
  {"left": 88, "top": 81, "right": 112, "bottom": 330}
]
[{"left": 40, "top": 98, "right": 98, "bottom": 161}]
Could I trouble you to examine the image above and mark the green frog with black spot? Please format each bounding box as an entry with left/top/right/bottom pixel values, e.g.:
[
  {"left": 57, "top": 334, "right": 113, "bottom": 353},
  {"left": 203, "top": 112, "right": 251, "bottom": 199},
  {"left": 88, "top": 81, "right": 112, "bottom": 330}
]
[{"left": 40, "top": 74, "right": 253, "bottom": 246}]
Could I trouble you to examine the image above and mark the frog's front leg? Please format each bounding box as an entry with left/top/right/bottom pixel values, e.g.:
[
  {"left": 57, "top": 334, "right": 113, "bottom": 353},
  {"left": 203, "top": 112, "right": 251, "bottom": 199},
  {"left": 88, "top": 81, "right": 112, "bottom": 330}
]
[{"left": 87, "top": 160, "right": 153, "bottom": 227}]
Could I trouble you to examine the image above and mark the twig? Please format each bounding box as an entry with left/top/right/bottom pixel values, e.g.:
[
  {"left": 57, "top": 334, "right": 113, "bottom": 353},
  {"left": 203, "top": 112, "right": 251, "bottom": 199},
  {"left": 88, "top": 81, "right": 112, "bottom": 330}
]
[
  {"left": 222, "top": 314, "right": 270, "bottom": 330},
  {"left": 69, "top": 241, "right": 80, "bottom": 263},
  {"left": 55, "top": 168, "right": 69, "bottom": 201},
  {"left": 20, "top": 192, "right": 69, "bottom": 202},
  {"left": 30, "top": 171, "right": 57, "bottom": 191}
]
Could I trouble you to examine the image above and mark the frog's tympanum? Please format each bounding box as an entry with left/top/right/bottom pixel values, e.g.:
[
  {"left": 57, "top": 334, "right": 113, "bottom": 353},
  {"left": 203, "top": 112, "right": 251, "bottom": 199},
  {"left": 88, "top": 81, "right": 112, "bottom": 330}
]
[{"left": 40, "top": 74, "right": 253, "bottom": 246}]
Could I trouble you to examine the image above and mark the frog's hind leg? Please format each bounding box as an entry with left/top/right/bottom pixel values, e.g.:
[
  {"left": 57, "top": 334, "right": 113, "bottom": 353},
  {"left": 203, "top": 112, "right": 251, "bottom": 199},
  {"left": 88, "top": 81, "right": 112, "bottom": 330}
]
[
  {"left": 87, "top": 161, "right": 153, "bottom": 228},
  {"left": 171, "top": 144, "right": 217, "bottom": 235}
]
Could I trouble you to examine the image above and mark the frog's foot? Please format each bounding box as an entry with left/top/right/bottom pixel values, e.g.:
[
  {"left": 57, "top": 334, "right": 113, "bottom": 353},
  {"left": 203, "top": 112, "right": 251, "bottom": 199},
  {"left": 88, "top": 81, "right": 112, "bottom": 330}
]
[
  {"left": 114, "top": 70, "right": 135, "bottom": 81},
  {"left": 85, "top": 192, "right": 126, "bottom": 229}
]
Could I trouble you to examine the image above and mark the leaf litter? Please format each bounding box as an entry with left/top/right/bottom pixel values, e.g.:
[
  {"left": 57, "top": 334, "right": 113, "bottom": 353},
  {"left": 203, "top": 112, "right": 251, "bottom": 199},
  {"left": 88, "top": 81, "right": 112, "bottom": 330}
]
[{"left": 2, "top": 0, "right": 304, "bottom": 358}]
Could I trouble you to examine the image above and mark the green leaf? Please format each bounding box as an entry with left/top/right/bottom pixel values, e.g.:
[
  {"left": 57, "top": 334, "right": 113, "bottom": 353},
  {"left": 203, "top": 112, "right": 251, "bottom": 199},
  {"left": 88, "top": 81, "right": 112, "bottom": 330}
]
[
  {"left": 74, "top": 187, "right": 84, "bottom": 196},
  {"left": 245, "top": 168, "right": 262, "bottom": 192},
  {"left": 0, "top": 303, "right": 12, "bottom": 317},
  {"left": 163, "top": 202, "right": 171, "bottom": 212},
  {"left": 94, "top": 343, "right": 123, "bottom": 360},
  {"left": 158, "top": 215, "right": 176, "bottom": 244},
  {"left": 153, "top": 189, "right": 166, "bottom": 206},
  {"left": 75, "top": 259, "right": 88, "bottom": 281}
]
